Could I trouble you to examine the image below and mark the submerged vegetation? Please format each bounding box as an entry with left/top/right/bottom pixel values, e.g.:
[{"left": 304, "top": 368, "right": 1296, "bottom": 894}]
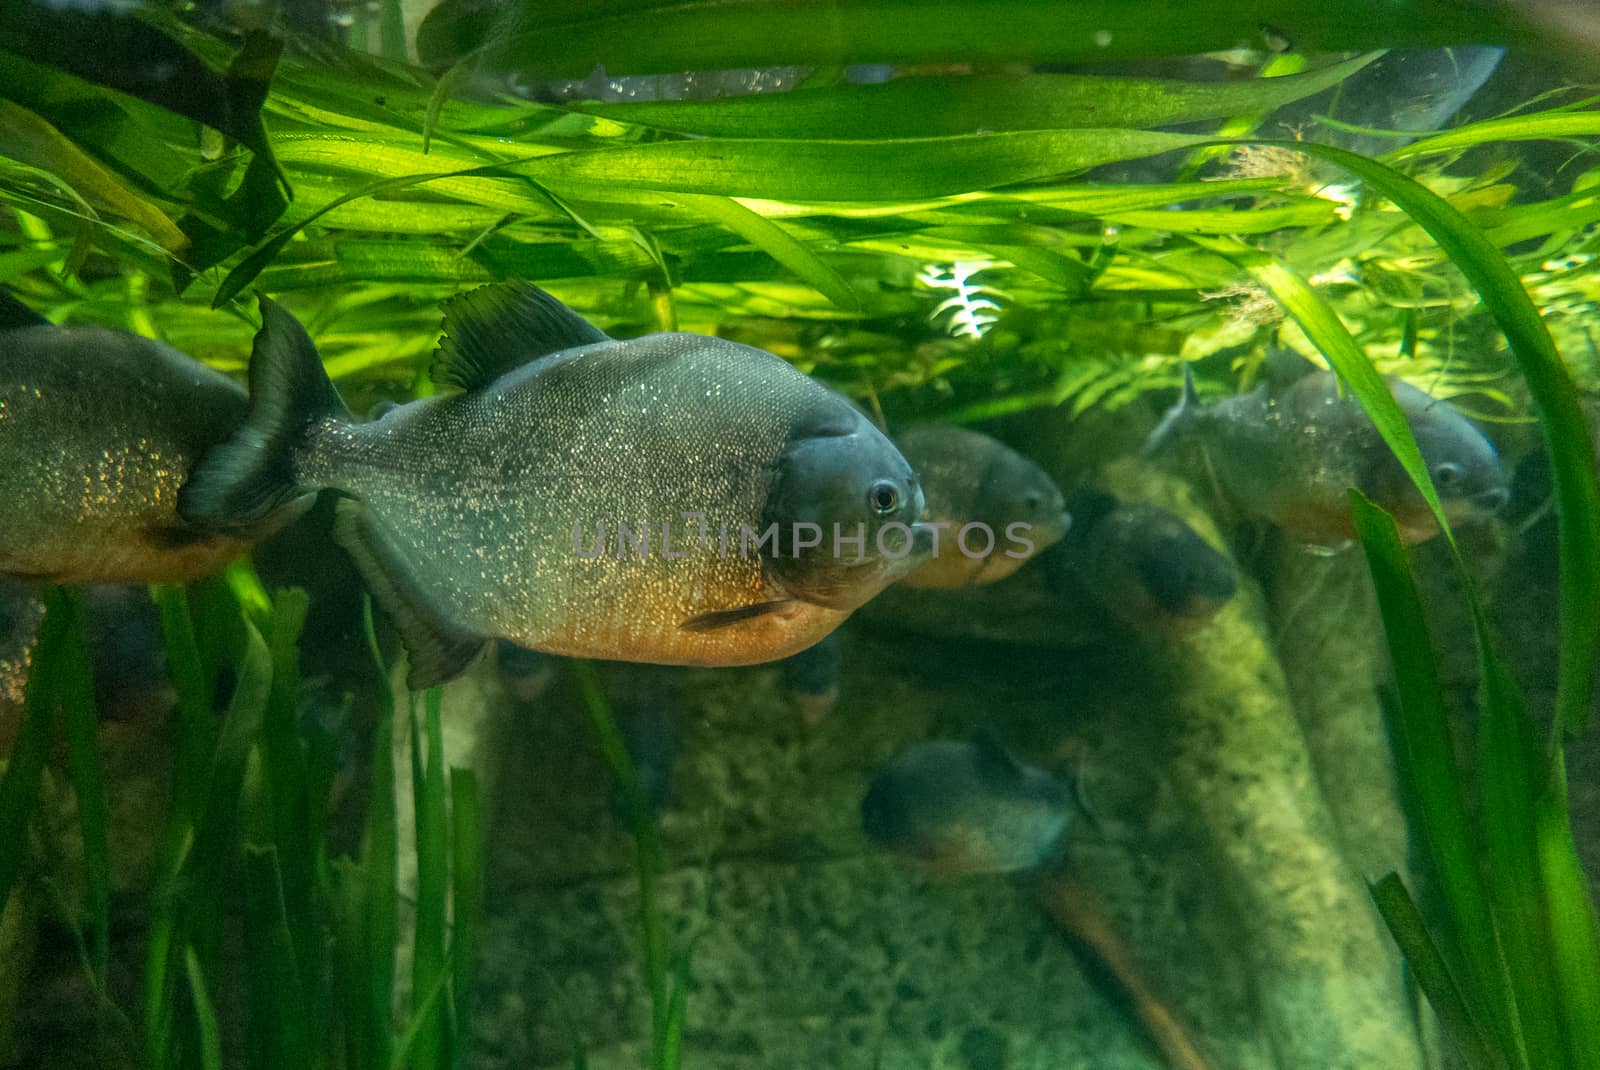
[{"left": 1, "top": 1, "right": 1599, "bottom": 1067}]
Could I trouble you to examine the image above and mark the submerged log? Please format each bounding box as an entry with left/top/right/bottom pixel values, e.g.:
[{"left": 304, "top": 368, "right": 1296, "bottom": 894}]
[
  {"left": 1269, "top": 544, "right": 1411, "bottom": 887},
  {"left": 1107, "top": 459, "right": 1424, "bottom": 1070}
]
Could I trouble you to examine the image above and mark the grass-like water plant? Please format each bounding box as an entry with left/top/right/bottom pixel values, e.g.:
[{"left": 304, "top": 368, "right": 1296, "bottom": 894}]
[{"left": 0, "top": 577, "right": 482, "bottom": 1069}]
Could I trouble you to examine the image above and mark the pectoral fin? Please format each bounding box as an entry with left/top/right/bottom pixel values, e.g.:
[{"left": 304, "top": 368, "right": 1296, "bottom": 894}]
[
  {"left": 332, "top": 500, "right": 488, "bottom": 690},
  {"left": 679, "top": 600, "right": 794, "bottom": 632}
]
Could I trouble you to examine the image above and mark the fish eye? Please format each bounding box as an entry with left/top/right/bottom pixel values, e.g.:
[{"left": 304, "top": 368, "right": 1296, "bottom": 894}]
[
  {"left": 1434, "top": 463, "right": 1463, "bottom": 488},
  {"left": 1024, "top": 493, "right": 1042, "bottom": 513},
  {"left": 868, "top": 481, "right": 899, "bottom": 515}
]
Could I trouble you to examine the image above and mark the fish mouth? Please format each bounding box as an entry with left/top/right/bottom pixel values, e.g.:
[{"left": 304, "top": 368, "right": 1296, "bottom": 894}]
[
  {"left": 1473, "top": 486, "right": 1510, "bottom": 513},
  {"left": 1039, "top": 510, "right": 1073, "bottom": 547}
]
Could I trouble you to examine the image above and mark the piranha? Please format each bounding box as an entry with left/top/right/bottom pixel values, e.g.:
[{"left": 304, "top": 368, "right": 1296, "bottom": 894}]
[
  {"left": 1046, "top": 488, "right": 1237, "bottom": 633},
  {"left": 861, "top": 734, "right": 1072, "bottom": 877},
  {"left": 1145, "top": 363, "right": 1509, "bottom": 545},
  {"left": 892, "top": 426, "right": 1071, "bottom": 588},
  {"left": 183, "top": 282, "right": 930, "bottom": 688},
  {"left": 0, "top": 289, "right": 270, "bottom": 583},
  {"left": 780, "top": 630, "right": 841, "bottom": 724}
]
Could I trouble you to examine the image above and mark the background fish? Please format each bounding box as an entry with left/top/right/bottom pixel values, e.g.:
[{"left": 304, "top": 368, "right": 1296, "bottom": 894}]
[
  {"left": 183, "top": 284, "right": 929, "bottom": 688},
  {"left": 611, "top": 666, "right": 680, "bottom": 821},
  {"left": 893, "top": 425, "right": 1071, "bottom": 589},
  {"left": 1046, "top": 489, "right": 1237, "bottom": 633},
  {"left": 495, "top": 640, "right": 560, "bottom": 703},
  {"left": 1146, "top": 364, "right": 1508, "bottom": 545},
  {"left": 0, "top": 289, "right": 265, "bottom": 583},
  {"left": 861, "top": 734, "right": 1072, "bottom": 877},
  {"left": 780, "top": 631, "right": 841, "bottom": 724}
]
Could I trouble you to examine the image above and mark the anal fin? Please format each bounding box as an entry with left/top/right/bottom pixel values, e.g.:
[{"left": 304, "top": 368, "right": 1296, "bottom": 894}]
[
  {"left": 332, "top": 500, "right": 488, "bottom": 690},
  {"left": 680, "top": 600, "right": 793, "bottom": 632}
]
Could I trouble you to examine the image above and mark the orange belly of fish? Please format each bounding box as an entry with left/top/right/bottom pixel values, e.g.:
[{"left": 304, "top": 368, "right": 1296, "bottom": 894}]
[
  {"left": 529, "top": 599, "right": 850, "bottom": 668},
  {"left": 1269, "top": 495, "right": 1441, "bottom": 547}
]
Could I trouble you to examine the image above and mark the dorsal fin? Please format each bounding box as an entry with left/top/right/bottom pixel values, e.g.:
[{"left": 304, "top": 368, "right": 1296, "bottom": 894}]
[
  {"left": 1263, "top": 347, "right": 1320, "bottom": 390},
  {"left": 430, "top": 280, "right": 611, "bottom": 391},
  {"left": 0, "top": 287, "right": 48, "bottom": 331},
  {"left": 968, "top": 729, "right": 1026, "bottom": 787}
]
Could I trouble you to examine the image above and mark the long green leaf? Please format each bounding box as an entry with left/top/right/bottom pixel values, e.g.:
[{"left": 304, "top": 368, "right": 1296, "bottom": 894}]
[
  {"left": 1389, "top": 111, "right": 1600, "bottom": 162},
  {"left": 259, "top": 589, "right": 317, "bottom": 1001},
  {"left": 241, "top": 846, "right": 313, "bottom": 1070},
  {"left": 184, "top": 947, "right": 223, "bottom": 1070},
  {"left": 525, "top": 129, "right": 1205, "bottom": 202},
  {"left": 186, "top": 620, "right": 273, "bottom": 883},
  {"left": 362, "top": 598, "right": 398, "bottom": 1069},
  {"left": 571, "top": 660, "right": 671, "bottom": 1064},
  {"left": 449, "top": 767, "right": 483, "bottom": 1070},
  {"left": 143, "top": 583, "right": 216, "bottom": 1070},
  {"left": 0, "top": 100, "right": 186, "bottom": 251},
  {"left": 212, "top": 152, "right": 552, "bottom": 307},
  {"left": 152, "top": 584, "right": 214, "bottom": 830},
  {"left": 1475, "top": 632, "right": 1561, "bottom": 1069},
  {"left": 411, "top": 687, "right": 451, "bottom": 1070},
  {"left": 54, "top": 590, "right": 109, "bottom": 981},
  {"left": 1369, "top": 874, "right": 1501, "bottom": 1070},
  {"left": 673, "top": 192, "right": 858, "bottom": 310},
  {"left": 1275, "top": 139, "right": 1600, "bottom": 734},
  {"left": 0, "top": 588, "right": 65, "bottom": 922},
  {"left": 575, "top": 53, "right": 1381, "bottom": 139},
  {"left": 1536, "top": 744, "right": 1600, "bottom": 1070},
  {"left": 1350, "top": 491, "right": 1519, "bottom": 1063}
]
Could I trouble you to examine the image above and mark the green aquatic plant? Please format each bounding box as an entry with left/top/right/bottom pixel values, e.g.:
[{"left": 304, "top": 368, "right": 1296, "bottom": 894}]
[
  {"left": 571, "top": 660, "right": 691, "bottom": 1070},
  {"left": 1356, "top": 491, "right": 1600, "bottom": 1070},
  {"left": 0, "top": 580, "right": 482, "bottom": 1069}
]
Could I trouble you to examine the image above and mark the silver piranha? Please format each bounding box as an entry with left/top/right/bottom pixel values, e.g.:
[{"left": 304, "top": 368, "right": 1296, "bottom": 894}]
[
  {"left": 861, "top": 734, "right": 1071, "bottom": 877},
  {"left": 1146, "top": 363, "right": 1508, "bottom": 545},
  {"left": 893, "top": 425, "right": 1070, "bottom": 589},
  {"left": 183, "top": 282, "right": 931, "bottom": 688},
  {"left": 0, "top": 289, "right": 270, "bottom": 583}
]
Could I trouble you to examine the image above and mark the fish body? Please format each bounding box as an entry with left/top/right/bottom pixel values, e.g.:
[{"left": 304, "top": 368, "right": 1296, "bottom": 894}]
[
  {"left": 861, "top": 734, "right": 1071, "bottom": 877},
  {"left": 0, "top": 293, "right": 257, "bottom": 582},
  {"left": 184, "top": 284, "right": 929, "bottom": 688},
  {"left": 1147, "top": 365, "right": 1508, "bottom": 545},
  {"left": 1048, "top": 489, "right": 1236, "bottom": 633},
  {"left": 893, "top": 425, "right": 1071, "bottom": 588}
]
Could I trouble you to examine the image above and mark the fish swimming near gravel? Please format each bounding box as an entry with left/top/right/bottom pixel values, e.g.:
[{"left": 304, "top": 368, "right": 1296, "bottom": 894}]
[
  {"left": 1145, "top": 362, "right": 1508, "bottom": 545},
  {"left": 892, "top": 425, "right": 1071, "bottom": 589},
  {"left": 182, "top": 282, "right": 931, "bottom": 688},
  {"left": 0, "top": 289, "right": 268, "bottom": 583},
  {"left": 861, "top": 733, "right": 1072, "bottom": 877}
]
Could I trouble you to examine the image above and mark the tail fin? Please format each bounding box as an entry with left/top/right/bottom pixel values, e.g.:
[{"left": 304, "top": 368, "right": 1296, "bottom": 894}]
[
  {"left": 1142, "top": 363, "right": 1200, "bottom": 457},
  {"left": 180, "top": 294, "right": 348, "bottom": 532}
]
